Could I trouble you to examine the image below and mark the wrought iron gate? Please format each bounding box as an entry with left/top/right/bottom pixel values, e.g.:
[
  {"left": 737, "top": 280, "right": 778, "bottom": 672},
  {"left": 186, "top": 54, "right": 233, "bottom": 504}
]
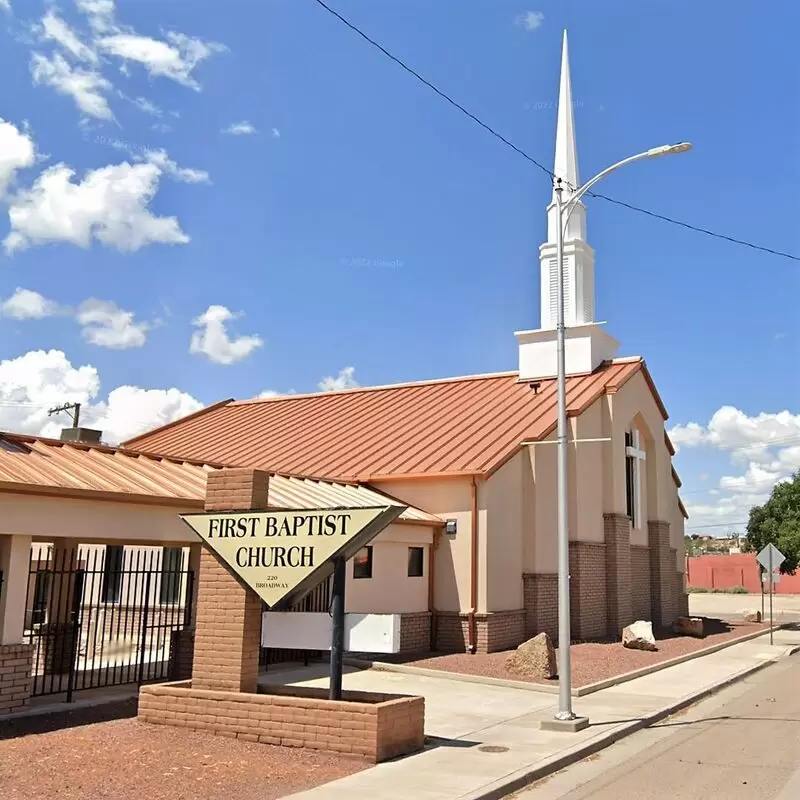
[{"left": 25, "top": 545, "right": 194, "bottom": 701}]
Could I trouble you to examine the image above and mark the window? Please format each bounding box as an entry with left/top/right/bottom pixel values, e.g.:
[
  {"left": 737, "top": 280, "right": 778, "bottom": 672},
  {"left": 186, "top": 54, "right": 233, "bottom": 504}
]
[
  {"left": 624, "top": 429, "right": 646, "bottom": 528},
  {"left": 159, "top": 547, "right": 183, "bottom": 604},
  {"left": 353, "top": 547, "right": 373, "bottom": 579},
  {"left": 102, "top": 545, "right": 124, "bottom": 604},
  {"left": 408, "top": 547, "right": 424, "bottom": 578}
]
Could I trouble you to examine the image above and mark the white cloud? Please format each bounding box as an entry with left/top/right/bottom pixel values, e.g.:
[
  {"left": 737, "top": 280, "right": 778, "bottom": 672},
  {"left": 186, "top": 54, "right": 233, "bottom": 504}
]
[
  {"left": 38, "top": 9, "right": 99, "bottom": 64},
  {"left": 318, "top": 367, "right": 359, "bottom": 392},
  {"left": 142, "top": 149, "right": 209, "bottom": 184},
  {"left": 4, "top": 158, "right": 189, "bottom": 253},
  {"left": 0, "top": 349, "right": 202, "bottom": 444},
  {"left": 0, "top": 288, "right": 62, "bottom": 320},
  {"left": 76, "top": 299, "right": 150, "bottom": 349},
  {"left": 98, "top": 30, "right": 225, "bottom": 90},
  {"left": 0, "top": 0, "right": 11, "bottom": 13},
  {"left": 76, "top": 0, "right": 116, "bottom": 34},
  {"left": 0, "top": 118, "right": 36, "bottom": 196},
  {"left": 515, "top": 11, "right": 544, "bottom": 31},
  {"left": 132, "top": 96, "right": 162, "bottom": 116},
  {"left": 671, "top": 406, "right": 800, "bottom": 532},
  {"left": 189, "top": 305, "right": 263, "bottom": 365},
  {"left": 271, "top": 127, "right": 280, "bottom": 139},
  {"left": 224, "top": 121, "right": 256, "bottom": 135},
  {"left": 30, "top": 52, "right": 113, "bottom": 120}
]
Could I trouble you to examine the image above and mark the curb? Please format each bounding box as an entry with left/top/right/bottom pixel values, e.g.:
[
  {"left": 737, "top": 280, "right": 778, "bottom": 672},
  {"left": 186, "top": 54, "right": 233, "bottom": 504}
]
[
  {"left": 0, "top": 689, "right": 138, "bottom": 723},
  {"left": 459, "top": 655, "right": 781, "bottom": 800},
  {"left": 346, "top": 624, "right": 788, "bottom": 698}
]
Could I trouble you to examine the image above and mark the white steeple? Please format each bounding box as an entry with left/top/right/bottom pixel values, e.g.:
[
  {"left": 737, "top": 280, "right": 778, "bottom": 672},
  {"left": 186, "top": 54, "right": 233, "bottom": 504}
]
[
  {"left": 539, "top": 29, "right": 595, "bottom": 330},
  {"left": 515, "top": 30, "right": 619, "bottom": 381}
]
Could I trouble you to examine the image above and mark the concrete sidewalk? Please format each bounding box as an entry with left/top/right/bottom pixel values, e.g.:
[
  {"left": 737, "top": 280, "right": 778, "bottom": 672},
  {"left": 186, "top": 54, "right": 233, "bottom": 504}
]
[{"left": 282, "top": 627, "right": 800, "bottom": 800}]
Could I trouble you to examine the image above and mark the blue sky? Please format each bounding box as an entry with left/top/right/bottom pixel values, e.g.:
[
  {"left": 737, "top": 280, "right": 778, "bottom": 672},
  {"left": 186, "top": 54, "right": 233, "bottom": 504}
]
[{"left": 0, "top": 0, "right": 798, "bottom": 533}]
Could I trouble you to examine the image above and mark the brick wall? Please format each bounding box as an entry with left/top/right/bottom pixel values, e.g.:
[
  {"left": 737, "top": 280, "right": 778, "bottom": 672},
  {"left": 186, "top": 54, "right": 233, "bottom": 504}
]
[
  {"left": 648, "top": 520, "right": 676, "bottom": 629},
  {"left": 168, "top": 627, "right": 195, "bottom": 681},
  {"left": 479, "top": 610, "right": 525, "bottom": 653},
  {"left": 569, "top": 542, "right": 607, "bottom": 640},
  {"left": 434, "top": 612, "right": 470, "bottom": 652},
  {"left": 0, "top": 644, "right": 33, "bottom": 715},
  {"left": 399, "top": 612, "right": 431, "bottom": 653},
  {"left": 522, "top": 573, "right": 558, "bottom": 641},
  {"left": 139, "top": 680, "right": 425, "bottom": 763},
  {"left": 630, "top": 546, "right": 652, "bottom": 623},
  {"left": 604, "top": 514, "right": 632, "bottom": 637}
]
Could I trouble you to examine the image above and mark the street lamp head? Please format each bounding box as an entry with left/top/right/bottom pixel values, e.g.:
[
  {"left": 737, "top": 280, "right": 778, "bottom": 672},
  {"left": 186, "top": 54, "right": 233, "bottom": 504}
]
[{"left": 646, "top": 142, "right": 693, "bottom": 158}]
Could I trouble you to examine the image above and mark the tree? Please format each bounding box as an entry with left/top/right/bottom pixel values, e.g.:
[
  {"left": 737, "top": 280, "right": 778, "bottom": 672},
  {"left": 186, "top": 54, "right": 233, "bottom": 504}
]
[{"left": 745, "top": 471, "right": 800, "bottom": 574}]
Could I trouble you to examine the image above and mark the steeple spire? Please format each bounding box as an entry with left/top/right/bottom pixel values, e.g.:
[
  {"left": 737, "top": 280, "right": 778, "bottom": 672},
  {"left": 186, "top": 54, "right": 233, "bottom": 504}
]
[
  {"left": 539, "top": 29, "right": 594, "bottom": 330},
  {"left": 553, "top": 30, "right": 579, "bottom": 196}
]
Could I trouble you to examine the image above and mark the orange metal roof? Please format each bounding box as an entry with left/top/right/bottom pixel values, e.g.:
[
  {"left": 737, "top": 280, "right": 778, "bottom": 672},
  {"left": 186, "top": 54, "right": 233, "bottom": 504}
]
[
  {"left": 0, "top": 432, "right": 440, "bottom": 525},
  {"left": 125, "top": 358, "right": 658, "bottom": 481}
]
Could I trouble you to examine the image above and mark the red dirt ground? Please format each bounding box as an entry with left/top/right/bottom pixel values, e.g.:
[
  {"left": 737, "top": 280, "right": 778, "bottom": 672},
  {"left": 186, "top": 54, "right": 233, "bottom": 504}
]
[
  {"left": 0, "top": 699, "right": 367, "bottom": 800},
  {"left": 391, "top": 619, "right": 769, "bottom": 688}
]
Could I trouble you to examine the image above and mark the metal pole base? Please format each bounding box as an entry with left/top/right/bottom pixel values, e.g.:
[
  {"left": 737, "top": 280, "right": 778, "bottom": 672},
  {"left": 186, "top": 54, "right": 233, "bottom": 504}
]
[{"left": 541, "top": 715, "right": 590, "bottom": 733}]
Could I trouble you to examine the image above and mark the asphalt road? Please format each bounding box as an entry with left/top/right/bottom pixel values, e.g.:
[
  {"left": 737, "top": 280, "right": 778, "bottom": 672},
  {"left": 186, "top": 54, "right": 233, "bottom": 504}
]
[{"left": 512, "top": 652, "right": 800, "bottom": 800}]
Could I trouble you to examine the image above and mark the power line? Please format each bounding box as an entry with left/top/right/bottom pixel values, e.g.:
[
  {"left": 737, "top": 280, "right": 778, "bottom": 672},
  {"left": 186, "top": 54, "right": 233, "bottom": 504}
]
[
  {"left": 685, "top": 520, "right": 749, "bottom": 530},
  {"left": 310, "top": 0, "right": 800, "bottom": 264}
]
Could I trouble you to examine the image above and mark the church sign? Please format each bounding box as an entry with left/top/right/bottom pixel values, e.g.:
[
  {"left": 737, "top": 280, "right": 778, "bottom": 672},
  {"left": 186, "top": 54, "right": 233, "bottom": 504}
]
[{"left": 180, "top": 505, "right": 405, "bottom": 609}]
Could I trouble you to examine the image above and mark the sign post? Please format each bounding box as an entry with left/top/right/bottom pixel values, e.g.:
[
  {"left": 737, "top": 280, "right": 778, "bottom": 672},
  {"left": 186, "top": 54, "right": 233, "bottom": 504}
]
[
  {"left": 181, "top": 505, "right": 406, "bottom": 698},
  {"left": 756, "top": 543, "right": 786, "bottom": 645}
]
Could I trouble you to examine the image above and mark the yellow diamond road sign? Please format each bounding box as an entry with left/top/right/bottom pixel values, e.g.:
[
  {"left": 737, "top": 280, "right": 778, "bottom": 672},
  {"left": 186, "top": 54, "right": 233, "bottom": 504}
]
[{"left": 180, "top": 505, "right": 405, "bottom": 610}]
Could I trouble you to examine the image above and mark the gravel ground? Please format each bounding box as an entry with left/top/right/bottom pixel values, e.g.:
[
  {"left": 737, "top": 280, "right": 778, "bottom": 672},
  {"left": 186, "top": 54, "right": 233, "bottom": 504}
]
[
  {"left": 397, "top": 619, "right": 768, "bottom": 688},
  {"left": 0, "top": 699, "right": 366, "bottom": 800}
]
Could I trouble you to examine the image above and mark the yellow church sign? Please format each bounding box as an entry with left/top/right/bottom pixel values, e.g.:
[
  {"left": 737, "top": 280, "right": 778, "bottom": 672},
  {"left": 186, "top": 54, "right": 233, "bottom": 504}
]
[{"left": 180, "top": 505, "right": 405, "bottom": 609}]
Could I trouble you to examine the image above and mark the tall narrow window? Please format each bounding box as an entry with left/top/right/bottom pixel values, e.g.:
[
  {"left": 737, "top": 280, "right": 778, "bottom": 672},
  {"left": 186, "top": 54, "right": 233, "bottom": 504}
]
[
  {"left": 353, "top": 547, "right": 373, "bottom": 579},
  {"left": 160, "top": 547, "right": 183, "bottom": 604},
  {"left": 624, "top": 430, "right": 646, "bottom": 528},
  {"left": 102, "top": 545, "right": 124, "bottom": 604}
]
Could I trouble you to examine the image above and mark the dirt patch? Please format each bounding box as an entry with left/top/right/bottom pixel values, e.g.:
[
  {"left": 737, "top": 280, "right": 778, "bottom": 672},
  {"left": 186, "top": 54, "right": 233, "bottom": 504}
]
[
  {"left": 0, "top": 698, "right": 367, "bottom": 800},
  {"left": 392, "top": 619, "right": 769, "bottom": 688}
]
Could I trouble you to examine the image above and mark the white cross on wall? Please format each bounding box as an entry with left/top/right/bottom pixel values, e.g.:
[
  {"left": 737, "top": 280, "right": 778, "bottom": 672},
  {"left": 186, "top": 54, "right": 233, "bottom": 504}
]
[{"left": 625, "top": 429, "right": 646, "bottom": 527}]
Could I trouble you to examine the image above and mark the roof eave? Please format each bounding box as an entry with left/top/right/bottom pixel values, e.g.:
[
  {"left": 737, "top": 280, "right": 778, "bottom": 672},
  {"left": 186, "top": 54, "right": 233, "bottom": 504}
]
[{"left": 0, "top": 481, "right": 205, "bottom": 508}]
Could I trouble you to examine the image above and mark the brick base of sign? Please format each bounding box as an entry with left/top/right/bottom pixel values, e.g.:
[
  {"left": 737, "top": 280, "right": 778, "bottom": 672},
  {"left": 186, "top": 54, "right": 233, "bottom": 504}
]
[
  {"left": 0, "top": 644, "right": 34, "bottom": 715},
  {"left": 399, "top": 612, "right": 432, "bottom": 653},
  {"left": 138, "top": 681, "right": 425, "bottom": 763},
  {"left": 523, "top": 573, "right": 558, "bottom": 642}
]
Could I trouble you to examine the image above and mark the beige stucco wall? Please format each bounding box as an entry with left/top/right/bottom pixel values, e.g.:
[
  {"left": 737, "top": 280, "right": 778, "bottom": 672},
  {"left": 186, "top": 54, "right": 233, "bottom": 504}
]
[
  {"left": 373, "top": 478, "right": 472, "bottom": 614},
  {"left": 485, "top": 453, "right": 525, "bottom": 612}
]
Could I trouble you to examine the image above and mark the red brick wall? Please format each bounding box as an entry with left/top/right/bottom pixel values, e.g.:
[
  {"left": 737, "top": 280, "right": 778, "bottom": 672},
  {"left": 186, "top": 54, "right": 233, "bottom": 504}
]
[
  {"left": 630, "top": 546, "right": 652, "bottom": 623},
  {"left": 569, "top": 542, "right": 607, "bottom": 640},
  {"left": 688, "top": 554, "right": 800, "bottom": 594},
  {"left": 0, "top": 644, "right": 33, "bottom": 715},
  {"left": 648, "top": 521, "right": 677, "bottom": 628},
  {"left": 139, "top": 680, "right": 425, "bottom": 763},
  {"left": 433, "top": 610, "right": 525, "bottom": 653},
  {"left": 522, "top": 573, "right": 558, "bottom": 641},
  {"left": 399, "top": 612, "right": 431, "bottom": 653},
  {"left": 434, "top": 612, "right": 470, "bottom": 652}
]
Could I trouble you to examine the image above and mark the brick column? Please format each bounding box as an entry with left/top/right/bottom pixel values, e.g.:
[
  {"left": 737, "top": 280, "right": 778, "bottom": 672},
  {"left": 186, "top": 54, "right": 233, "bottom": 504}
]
[
  {"left": 604, "top": 513, "right": 632, "bottom": 637},
  {"left": 191, "top": 469, "right": 269, "bottom": 694},
  {"left": 569, "top": 542, "right": 607, "bottom": 641},
  {"left": 648, "top": 520, "right": 673, "bottom": 629}
]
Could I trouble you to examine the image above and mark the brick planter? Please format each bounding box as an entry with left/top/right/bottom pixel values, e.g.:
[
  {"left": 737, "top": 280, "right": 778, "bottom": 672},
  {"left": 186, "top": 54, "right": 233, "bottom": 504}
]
[{"left": 139, "top": 680, "right": 425, "bottom": 763}]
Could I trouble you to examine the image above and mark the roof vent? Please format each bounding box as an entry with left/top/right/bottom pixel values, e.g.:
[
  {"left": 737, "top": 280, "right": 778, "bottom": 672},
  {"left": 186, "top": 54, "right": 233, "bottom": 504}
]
[{"left": 60, "top": 427, "right": 103, "bottom": 445}]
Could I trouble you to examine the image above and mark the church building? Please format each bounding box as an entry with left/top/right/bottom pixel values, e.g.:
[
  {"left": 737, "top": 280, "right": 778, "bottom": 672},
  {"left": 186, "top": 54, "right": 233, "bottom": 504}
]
[{"left": 126, "top": 33, "right": 689, "bottom": 654}]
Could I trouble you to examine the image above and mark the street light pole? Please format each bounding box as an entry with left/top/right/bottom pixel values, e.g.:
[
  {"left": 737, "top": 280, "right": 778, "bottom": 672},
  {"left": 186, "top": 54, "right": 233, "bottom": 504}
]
[{"left": 550, "top": 142, "right": 692, "bottom": 725}]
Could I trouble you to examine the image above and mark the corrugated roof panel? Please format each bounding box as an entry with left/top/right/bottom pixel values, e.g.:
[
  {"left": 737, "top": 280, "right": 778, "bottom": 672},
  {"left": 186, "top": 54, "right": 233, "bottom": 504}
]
[
  {"left": 0, "top": 433, "right": 439, "bottom": 525},
  {"left": 124, "top": 359, "right": 646, "bottom": 479}
]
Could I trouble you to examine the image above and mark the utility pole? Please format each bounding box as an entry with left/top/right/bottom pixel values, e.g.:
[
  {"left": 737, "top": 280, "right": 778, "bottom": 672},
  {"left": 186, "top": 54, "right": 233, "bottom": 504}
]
[{"left": 48, "top": 402, "right": 81, "bottom": 428}]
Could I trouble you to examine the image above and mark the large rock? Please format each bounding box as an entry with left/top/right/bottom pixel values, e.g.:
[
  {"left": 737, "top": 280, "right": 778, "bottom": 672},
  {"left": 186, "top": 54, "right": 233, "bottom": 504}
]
[
  {"left": 672, "top": 616, "right": 705, "bottom": 638},
  {"left": 742, "top": 609, "right": 762, "bottom": 623},
  {"left": 622, "top": 620, "right": 658, "bottom": 651},
  {"left": 506, "top": 632, "right": 557, "bottom": 679}
]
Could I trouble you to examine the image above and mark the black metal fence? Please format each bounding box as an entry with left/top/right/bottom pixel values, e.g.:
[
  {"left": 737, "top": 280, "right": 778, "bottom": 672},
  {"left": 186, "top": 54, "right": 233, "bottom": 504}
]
[
  {"left": 25, "top": 546, "right": 194, "bottom": 701},
  {"left": 260, "top": 575, "right": 332, "bottom": 669}
]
